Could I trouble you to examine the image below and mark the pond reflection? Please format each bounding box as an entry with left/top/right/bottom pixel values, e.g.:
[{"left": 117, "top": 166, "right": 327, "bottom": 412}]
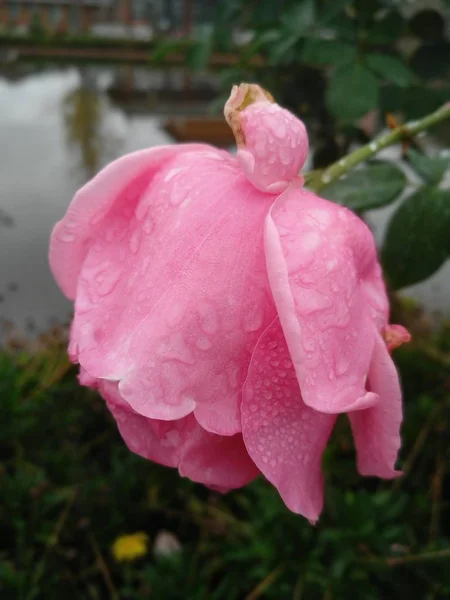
[
  {"left": 63, "top": 69, "right": 123, "bottom": 180},
  {"left": 0, "top": 63, "right": 183, "bottom": 339}
]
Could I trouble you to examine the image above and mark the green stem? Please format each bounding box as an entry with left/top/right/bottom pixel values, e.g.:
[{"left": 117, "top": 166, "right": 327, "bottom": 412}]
[{"left": 308, "top": 102, "right": 450, "bottom": 193}]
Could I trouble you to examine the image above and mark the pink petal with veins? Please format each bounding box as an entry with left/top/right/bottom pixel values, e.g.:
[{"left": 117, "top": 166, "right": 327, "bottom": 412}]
[
  {"left": 349, "top": 329, "right": 403, "bottom": 478},
  {"left": 52, "top": 145, "right": 277, "bottom": 435},
  {"left": 242, "top": 318, "right": 336, "bottom": 521},
  {"left": 264, "top": 187, "right": 383, "bottom": 414},
  {"left": 102, "top": 381, "right": 259, "bottom": 490},
  {"left": 49, "top": 82, "right": 409, "bottom": 516}
]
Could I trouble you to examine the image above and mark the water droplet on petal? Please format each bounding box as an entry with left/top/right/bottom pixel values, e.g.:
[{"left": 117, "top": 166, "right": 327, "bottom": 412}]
[
  {"left": 243, "top": 303, "right": 264, "bottom": 332},
  {"left": 196, "top": 336, "right": 212, "bottom": 351},
  {"left": 96, "top": 269, "right": 121, "bottom": 296},
  {"left": 165, "top": 303, "right": 185, "bottom": 328},
  {"left": 143, "top": 217, "right": 155, "bottom": 234},
  {"left": 129, "top": 229, "right": 142, "bottom": 254},
  {"left": 58, "top": 229, "right": 77, "bottom": 243},
  {"left": 198, "top": 302, "right": 219, "bottom": 334},
  {"left": 164, "top": 167, "right": 184, "bottom": 182}
]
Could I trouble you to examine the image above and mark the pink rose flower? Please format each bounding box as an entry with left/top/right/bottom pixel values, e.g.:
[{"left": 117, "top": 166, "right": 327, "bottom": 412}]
[{"left": 50, "top": 84, "right": 410, "bottom": 521}]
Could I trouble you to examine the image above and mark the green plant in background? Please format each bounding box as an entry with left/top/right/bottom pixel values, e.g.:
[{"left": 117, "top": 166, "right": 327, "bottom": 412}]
[
  {"left": 203, "top": 0, "right": 450, "bottom": 125},
  {"left": 159, "top": 0, "right": 449, "bottom": 161},
  {"left": 1, "top": 315, "right": 450, "bottom": 599}
]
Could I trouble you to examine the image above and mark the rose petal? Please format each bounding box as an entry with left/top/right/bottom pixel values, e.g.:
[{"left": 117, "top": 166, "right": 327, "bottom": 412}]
[
  {"left": 383, "top": 324, "right": 411, "bottom": 353},
  {"left": 349, "top": 329, "right": 403, "bottom": 479},
  {"left": 237, "top": 102, "right": 308, "bottom": 193},
  {"left": 64, "top": 149, "right": 277, "bottom": 434},
  {"left": 264, "top": 187, "right": 380, "bottom": 414},
  {"left": 242, "top": 318, "right": 336, "bottom": 521},
  {"left": 103, "top": 382, "right": 259, "bottom": 490},
  {"left": 50, "top": 144, "right": 206, "bottom": 300}
]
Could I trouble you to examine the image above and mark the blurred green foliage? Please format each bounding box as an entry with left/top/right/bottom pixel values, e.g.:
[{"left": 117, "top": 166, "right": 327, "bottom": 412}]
[
  {"left": 196, "top": 0, "right": 450, "bottom": 128},
  {"left": 1, "top": 314, "right": 450, "bottom": 599}
]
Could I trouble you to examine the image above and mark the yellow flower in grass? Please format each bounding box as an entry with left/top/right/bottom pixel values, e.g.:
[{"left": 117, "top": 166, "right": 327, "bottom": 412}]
[{"left": 112, "top": 532, "right": 149, "bottom": 562}]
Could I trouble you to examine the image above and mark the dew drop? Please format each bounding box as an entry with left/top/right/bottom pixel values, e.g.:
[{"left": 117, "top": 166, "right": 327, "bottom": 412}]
[
  {"left": 198, "top": 302, "right": 219, "bottom": 334},
  {"left": 279, "top": 146, "right": 292, "bottom": 166},
  {"left": 273, "top": 120, "right": 287, "bottom": 139},
  {"left": 336, "top": 356, "right": 350, "bottom": 376},
  {"left": 58, "top": 229, "right": 77, "bottom": 243},
  {"left": 196, "top": 336, "right": 212, "bottom": 351},
  {"left": 90, "top": 211, "right": 107, "bottom": 225},
  {"left": 165, "top": 303, "right": 185, "bottom": 328},
  {"left": 302, "top": 337, "right": 315, "bottom": 352},
  {"left": 143, "top": 217, "right": 155, "bottom": 234},
  {"left": 164, "top": 167, "right": 184, "bottom": 182},
  {"left": 129, "top": 229, "right": 142, "bottom": 254},
  {"left": 170, "top": 186, "right": 189, "bottom": 207},
  {"left": 96, "top": 269, "right": 121, "bottom": 296},
  {"left": 243, "top": 303, "right": 264, "bottom": 332},
  {"left": 134, "top": 201, "right": 149, "bottom": 222}
]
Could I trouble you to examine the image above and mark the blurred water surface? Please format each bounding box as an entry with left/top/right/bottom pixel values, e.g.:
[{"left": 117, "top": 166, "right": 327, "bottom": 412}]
[{"left": 0, "top": 64, "right": 448, "bottom": 340}]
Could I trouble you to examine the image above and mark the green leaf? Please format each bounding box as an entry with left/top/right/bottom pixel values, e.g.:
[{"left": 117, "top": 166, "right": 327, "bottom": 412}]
[
  {"left": 281, "top": 0, "right": 316, "bottom": 36},
  {"left": 367, "top": 9, "right": 405, "bottom": 43},
  {"left": 301, "top": 38, "right": 356, "bottom": 66},
  {"left": 326, "top": 63, "right": 379, "bottom": 122},
  {"left": 268, "top": 34, "right": 299, "bottom": 64},
  {"left": 366, "top": 53, "right": 415, "bottom": 87},
  {"left": 380, "top": 84, "right": 450, "bottom": 120},
  {"left": 382, "top": 186, "right": 450, "bottom": 289},
  {"left": 186, "top": 27, "right": 213, "bottom": 71},
  {"left": 240, "top": 29, "right": 279, "bottom": 60},
  {"left": 321, "top": 163, "right": 406, "bottom": 211},
  {"left": 318, "top": 0, "right": 352, "bottom": 26},
  {"left": 408, "top": 149, "right": 449, "bottom": 186},
  {"left": 266, "top": 0, "right": 317, "bottom": 64},
  {"left": 331, "top": 12, "right": 358, "bottom": 42}
]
